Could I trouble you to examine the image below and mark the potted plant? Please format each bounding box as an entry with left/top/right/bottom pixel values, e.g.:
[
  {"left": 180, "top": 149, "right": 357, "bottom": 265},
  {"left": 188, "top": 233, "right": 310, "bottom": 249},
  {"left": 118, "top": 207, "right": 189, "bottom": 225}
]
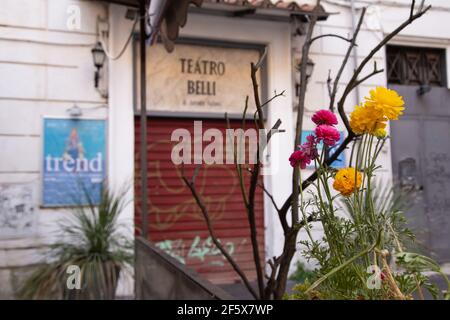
[{"left": 19, "top": 186, "right": 133, "bottom": 300}]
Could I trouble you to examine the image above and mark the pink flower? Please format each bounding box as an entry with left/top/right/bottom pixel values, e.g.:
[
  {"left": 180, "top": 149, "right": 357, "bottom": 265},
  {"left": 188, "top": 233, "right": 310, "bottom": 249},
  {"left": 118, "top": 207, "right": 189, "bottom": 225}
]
[
  {"left": 300, "top": 134, "right": 319, "bottom": 160},
  {"left": 315, "top": 125, "right": 340, "bottom": 146},
  {"left": 289, "top": 150, "right": 311, "bottom": 169},
  {"left": 312, "top": 109, "right": 338, "bottom": 126}
]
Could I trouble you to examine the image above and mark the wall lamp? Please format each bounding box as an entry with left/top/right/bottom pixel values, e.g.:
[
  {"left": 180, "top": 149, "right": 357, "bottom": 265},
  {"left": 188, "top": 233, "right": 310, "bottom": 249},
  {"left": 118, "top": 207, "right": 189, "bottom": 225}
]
[
  {"left": 303, "top": 58, "right": 315, "bottom": 79},
  {"left": 91, "top": 42, "right": 106, "bottom": 88},
  {"left": 295, "top": 58, "right": 315, "bottom": 96}
]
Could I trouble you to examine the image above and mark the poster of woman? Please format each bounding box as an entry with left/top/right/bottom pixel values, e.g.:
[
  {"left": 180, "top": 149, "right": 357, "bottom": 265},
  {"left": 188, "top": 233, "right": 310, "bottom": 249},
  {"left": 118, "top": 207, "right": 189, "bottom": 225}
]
[{"left": 42, "top": 118, "right": 106, "bottom": 206}]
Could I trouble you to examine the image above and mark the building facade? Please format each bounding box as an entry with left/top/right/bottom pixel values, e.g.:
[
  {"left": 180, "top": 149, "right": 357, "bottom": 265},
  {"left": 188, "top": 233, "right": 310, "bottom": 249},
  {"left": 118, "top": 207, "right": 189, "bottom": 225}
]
[{"left": 1, "top": 0, "right": 450, "bottom": 298}]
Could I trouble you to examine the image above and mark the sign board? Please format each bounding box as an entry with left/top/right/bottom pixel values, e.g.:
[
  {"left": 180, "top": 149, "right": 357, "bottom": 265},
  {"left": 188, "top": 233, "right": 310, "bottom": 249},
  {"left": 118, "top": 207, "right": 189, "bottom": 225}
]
[
  {"left": 0, "top": 182, "right": 36, "bottom": 239},
  {"left": 42, "top": 118, "right": 106, "bottom": 207},
  {"left": 301, "top": 130, "right": 346, "bottom": 169},
  {"left": 139, "top": 42, "right": 262, "bottom": 114}
]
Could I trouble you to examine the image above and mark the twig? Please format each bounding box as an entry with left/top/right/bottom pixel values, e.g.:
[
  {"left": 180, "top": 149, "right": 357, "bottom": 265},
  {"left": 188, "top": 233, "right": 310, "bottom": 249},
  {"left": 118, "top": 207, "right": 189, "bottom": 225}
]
[
  {"left": 410, "top": 0, "right": 416, "bottom": 20},
  {"left": 351, "top": 68, "right": 384, "bottom": 91},
  {"left": 323, "top": 8, "right": 364, "bottom": 161},
  {"left": 180, "top": 164, "right": 258, "bottom": 299},
  {"left": 251, "top": 62, "right": 265, "bottom": 130},
  {"left": 254, "top": 47, "right": 267, "bottom": 71},
  {"left": 249, "top": 62, "right": 268, "bottom": 299},
  {"left": 257, "top": 182, "right": 280, "bottom": 213},
  {"left": 267, "top": 119, "right": 284, "bottom": 143},
  {"left": 309, "top": 33, "right": 354, "bottom": 45},
  {"left": 264, "top": 257, "right": 281, "bottom": 299},
  {"left": 253, "top": 90, "right": 285, "bottom": 120},
  {"left": 327, "top": 70, "right": 333, "bottom": 103},
  {"left": 261, "top": 91, "right": 285, "bottom": 109},
  {"left": 419, "top": 0, "right": 425, "bottom": 11},
  {"left": 378, "top": 250, "right": 406, "bottom": 300},
  {"left": 328, "top": 7, "right": 366, "bottom": 113},
  {"left": 225, "top": 113, "right": 249, "bottom": 207},
  {"left": 227, "top": 70, "right": 285, "bottom": 298},
  {"left": 292, "top": 0, "right": 322, "bottom": 230}
]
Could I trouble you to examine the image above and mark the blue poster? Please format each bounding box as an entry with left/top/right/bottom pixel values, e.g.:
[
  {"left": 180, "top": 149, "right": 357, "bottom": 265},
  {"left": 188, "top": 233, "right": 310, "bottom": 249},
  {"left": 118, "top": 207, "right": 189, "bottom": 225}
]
[
  {"left": 42, "top": 118, "right": 106, "bottom": 206},
  {"left": 301, "top": 130, "right": 346, "bottom": 169}
]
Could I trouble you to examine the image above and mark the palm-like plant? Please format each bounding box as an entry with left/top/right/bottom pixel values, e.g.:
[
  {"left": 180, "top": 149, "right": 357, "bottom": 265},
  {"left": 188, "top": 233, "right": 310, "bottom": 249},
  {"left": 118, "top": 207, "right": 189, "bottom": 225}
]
[{"left": 20, "top": 186, "right": 133, "bottom": 300}]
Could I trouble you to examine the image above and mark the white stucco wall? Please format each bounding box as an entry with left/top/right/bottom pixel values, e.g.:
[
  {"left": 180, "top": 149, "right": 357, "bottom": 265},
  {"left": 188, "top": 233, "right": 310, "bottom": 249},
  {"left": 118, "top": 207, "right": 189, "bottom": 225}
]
[
  {"left": 107, "top": 4, "right": 137, "bottom": 296},
  {"left": 0, "top": 0, "right": 109, "bottom": 298}
]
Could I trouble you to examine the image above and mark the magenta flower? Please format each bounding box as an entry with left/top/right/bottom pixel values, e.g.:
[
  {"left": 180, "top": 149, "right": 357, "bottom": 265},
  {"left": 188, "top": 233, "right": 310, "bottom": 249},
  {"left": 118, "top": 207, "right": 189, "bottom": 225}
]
[
  {"left": 300, "top": 134, "right": 319, "bottom": 160},
  {"left": 289, "top": 150, "right": 311, "bottom": 169},
  {"left": 315, "top": 125, "right": 340, "bottom": 146},
  {"left": 312, "top": 109, "right": 338, "bottom": 126}
]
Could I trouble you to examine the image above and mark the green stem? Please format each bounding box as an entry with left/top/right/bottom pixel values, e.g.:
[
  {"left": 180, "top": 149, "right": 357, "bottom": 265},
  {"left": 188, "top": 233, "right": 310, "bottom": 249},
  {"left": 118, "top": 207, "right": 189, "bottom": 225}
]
[
  {"left": 305, "top": 239, "right": 379, "bottom": 294},
  {"left": 299, "top": 169, "right": 314, "bottom": 242}
]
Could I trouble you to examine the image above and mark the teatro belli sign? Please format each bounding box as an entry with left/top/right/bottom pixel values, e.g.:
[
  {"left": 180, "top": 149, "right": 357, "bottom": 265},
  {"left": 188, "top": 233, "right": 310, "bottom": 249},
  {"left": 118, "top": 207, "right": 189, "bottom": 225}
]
[{"left": 142, "top": 41, "right": 262, "bottom": 115}]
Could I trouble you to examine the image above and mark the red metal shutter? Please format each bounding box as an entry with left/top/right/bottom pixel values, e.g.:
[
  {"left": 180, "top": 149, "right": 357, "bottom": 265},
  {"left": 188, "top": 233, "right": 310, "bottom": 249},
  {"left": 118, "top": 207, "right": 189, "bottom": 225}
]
[{"left": 135, "top": 117, "right": 265, "bottom": 284}]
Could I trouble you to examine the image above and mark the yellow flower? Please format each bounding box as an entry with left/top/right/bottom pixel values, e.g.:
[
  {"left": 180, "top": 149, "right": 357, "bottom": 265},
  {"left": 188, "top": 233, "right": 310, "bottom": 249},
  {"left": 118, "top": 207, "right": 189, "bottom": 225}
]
[
  {"left": 349, "top": 103, "right": 386, "bottom": 135},
  {"left": 374, "top": 127, "right": 387, "bottom": 139},
  {"left": 333, "top": 167, "right": 362, "bottom": 197},
  {"left": 364, "top": 86, "right": 405, "bottom": 120}
]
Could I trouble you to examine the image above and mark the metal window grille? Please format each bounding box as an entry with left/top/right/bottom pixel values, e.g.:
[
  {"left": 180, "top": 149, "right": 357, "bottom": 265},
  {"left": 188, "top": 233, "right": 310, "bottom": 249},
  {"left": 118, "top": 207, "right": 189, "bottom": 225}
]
[{"left": 386, "top": 45, "right": 446, "bottom": 87}]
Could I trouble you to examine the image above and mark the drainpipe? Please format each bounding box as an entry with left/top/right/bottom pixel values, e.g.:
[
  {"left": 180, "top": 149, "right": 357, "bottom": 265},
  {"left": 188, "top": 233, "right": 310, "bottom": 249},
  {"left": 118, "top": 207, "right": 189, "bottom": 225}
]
[{"left": 350, "top": 0, "right": 361, "bottom": 103}]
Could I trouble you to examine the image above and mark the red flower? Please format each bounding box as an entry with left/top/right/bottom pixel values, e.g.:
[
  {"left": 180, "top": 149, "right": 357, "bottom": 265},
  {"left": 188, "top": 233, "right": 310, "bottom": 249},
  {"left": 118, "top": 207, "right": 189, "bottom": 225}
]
[
  {"left": 315, "top": 125, "right": 340, "bottom": 146},
  {"left": 300, "top": 134, "right": 319, "bottom": 160},
  {"left": 312, "top": 109, "right": 338, "bottom": 126},
  {"left": 289, "top": 150, "right": 311, "bottom": 169}
]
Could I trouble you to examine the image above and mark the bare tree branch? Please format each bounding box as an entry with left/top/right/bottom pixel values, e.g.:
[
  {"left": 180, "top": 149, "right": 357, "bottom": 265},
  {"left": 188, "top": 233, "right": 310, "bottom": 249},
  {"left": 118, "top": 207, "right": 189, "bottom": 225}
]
[
  {"left": 253, "top": 91, "right": 285, "bottom": 120},
  {"left": 337, "top": 3, "right": 431, "bottom": 132},
  {"left": 264, "top": 257, "right": 281, "bottom": 299},
  {"left": 292, "top": 0, "right": 322, "bottom": 232},
  {"left": 351, "top": 68, "right": 384, "bottom": 91},
  {"left": 267, "top": 119, "right": 284, "bottom": 143},
  {"left": 327, "top": 70, "right": 333, "bottom": 102},
  {"left": 251, "top": 62, "right": 265, "bottom": 130},
  {"left": 248, "top": 61, "right": 268, "bottom": 299},
  {"left": 419, "top": 0, "right": 425, "bottom": 11},
  {"left": 225, "top": 113, "right": 249, "bottom": 207},
  {"left": 328, "top": 8, "right": 366, "bottom": 113},
  {"left": 310, "top": 33, "right": 354, "bottom": 45},
  {"left": 257, "top": 182, "right": 280, "bottom": 213},
  {"left": 410, "top": 0, "right": 416, "bottom": 20},
  {"left": 261, "top": 90, "right": 286, "bottom": 109},
  {"left": 180, "top": 164, "right": 258, "bottom": 299}
]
